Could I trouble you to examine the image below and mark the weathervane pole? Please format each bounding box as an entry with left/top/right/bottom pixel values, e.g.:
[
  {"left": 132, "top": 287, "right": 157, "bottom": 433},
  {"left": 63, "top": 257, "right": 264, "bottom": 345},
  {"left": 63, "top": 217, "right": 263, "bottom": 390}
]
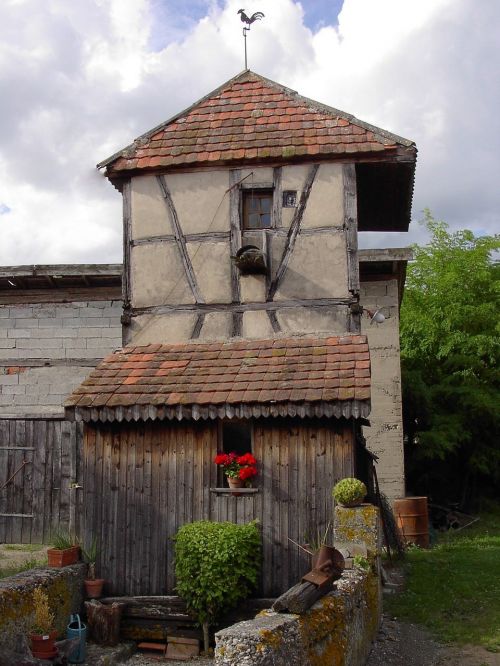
[
  {"left": 237, "top": 9, "right": 265, "bottom": 70},
  {"left": 243, "top": 27, "right": 249, "bottom": 69}
]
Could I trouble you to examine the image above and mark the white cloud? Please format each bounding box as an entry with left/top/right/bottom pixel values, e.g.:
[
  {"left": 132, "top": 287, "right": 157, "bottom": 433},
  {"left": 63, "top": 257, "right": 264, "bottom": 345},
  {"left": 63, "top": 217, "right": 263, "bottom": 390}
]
[{"left": 0, "top": 0, "right": 498, "bottom": 265}]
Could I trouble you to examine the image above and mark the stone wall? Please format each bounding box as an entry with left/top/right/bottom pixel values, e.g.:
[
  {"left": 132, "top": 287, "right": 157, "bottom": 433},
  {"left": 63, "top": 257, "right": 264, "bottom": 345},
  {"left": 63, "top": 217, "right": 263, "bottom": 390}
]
[
  {"left": 360, "top": 279, "right": 405, "bottom": 500},
  {"left": 0, "top": 300, "right": 122, "bottom": 416},
  {"left": 0, "top": 563, "right": 86, "bottom": 651},
  {"left": 215, "top": 505, "right": 381, "bottom": 666}
]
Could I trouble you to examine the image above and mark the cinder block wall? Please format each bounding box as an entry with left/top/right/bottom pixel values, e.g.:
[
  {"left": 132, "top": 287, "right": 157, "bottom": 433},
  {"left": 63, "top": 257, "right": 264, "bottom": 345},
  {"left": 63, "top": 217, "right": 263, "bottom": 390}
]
[
  {"left": 360, "top": 279, "right": 404, "bottom": 501},
  {"left": 0, "top": 301, "right": 122, "bottom": 416}
]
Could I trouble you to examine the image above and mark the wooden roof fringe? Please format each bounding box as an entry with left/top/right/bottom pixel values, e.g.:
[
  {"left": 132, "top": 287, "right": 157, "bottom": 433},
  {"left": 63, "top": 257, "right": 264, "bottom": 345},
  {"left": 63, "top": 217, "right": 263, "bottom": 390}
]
[{"left": 65, "top": 335, "right": 371, "bottom": 423}]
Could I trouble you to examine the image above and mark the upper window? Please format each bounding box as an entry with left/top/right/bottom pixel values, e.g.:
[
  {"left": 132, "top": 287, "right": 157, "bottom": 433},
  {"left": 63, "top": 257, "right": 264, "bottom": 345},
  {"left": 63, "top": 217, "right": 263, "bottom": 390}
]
[{"left": 242, "top": 190, "right": 273, "bottom": 229}]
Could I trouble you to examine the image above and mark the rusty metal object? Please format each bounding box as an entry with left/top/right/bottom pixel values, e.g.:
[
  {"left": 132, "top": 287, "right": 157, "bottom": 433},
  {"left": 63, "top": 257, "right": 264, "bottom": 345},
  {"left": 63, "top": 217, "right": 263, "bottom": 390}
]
[
  {"left": 301, "top": 545, "right": 345, "bottom": 588},
  {"left": 394, "top": 496, "right": 430, "bottom": 548}
]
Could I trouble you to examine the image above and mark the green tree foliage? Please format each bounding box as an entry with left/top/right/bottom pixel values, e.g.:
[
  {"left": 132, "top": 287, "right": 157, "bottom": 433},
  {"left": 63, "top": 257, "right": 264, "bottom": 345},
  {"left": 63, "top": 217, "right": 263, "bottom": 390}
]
[
  {"left": 174, "top": 520, "right": 260, "bottom": 650},
  {"left": 400, "top": 211, "right": 500, "bottom": 505}
]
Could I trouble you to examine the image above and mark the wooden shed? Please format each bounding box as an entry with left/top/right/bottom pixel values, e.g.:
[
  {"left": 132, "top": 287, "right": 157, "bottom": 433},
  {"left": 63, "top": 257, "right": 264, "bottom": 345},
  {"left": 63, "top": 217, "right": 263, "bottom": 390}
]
[{"left": 66, "top": 334, "right": 370, "bottom": 597}]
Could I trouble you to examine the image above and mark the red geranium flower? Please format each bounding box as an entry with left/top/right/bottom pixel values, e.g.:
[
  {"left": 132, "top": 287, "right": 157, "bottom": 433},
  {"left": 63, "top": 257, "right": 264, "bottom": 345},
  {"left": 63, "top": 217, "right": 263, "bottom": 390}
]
[
  {"left": 239, "top": 465, "right": 257, "bottom": 481},
  {"left": 214, "top": 451, "right": 259, "bottom": 484}
]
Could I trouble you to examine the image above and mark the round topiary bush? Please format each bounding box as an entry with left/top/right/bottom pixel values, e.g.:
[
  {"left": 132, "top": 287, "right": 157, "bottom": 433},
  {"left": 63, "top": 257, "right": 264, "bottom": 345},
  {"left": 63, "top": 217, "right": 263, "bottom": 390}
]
[
  {"left": 174, "top": 520, "right": 261, "bottom": 651},
  {"left": 332, "top": 478, "right": 367, "bottom": 507}
]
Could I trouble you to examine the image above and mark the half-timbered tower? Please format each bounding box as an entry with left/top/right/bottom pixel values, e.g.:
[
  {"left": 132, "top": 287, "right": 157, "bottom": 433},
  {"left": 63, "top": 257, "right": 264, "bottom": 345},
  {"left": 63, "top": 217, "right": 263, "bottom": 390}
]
[{"left": 66, "top": 71, "right": 416, "bottom": 595}]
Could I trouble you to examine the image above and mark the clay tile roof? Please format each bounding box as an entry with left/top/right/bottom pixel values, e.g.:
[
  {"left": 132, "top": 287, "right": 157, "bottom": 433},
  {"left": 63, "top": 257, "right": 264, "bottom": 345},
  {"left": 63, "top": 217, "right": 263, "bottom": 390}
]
[
  {"left": 98, "top": 70, "right": 415, "bottom": 176},
  {"left": 65, "top": 336, "right": 371, "bottom": 422}
]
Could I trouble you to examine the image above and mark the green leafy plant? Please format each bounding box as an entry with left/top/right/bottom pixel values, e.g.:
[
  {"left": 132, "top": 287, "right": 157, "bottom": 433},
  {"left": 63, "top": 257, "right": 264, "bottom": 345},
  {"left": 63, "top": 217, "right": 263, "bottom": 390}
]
[
  {"left": 51, "top": 530, "right": 78, "bottom": 550},
  {"left": 31, "top": 587, "right": 54, "bottom": 635},
  {"left": 174, "top": 520, "right": 261, "bottom": 652},
  {"left": 353, "top": 555, "right": 370, "bottom": 571},
  {"left": 401, "top": 212, "right": 500, "bottom": 506},
  {"left": 332, "top": 478, "right": 367, "bottom": 506},
  {"left": 81, "top": 538, "right": 98, "bottom": 580}
]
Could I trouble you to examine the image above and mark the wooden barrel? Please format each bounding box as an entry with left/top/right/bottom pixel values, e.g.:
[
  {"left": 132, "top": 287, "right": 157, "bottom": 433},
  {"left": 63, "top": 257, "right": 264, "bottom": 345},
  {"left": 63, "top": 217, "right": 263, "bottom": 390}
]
[{"left": 393, "top": 496, "right": 429, "bottom": 548}]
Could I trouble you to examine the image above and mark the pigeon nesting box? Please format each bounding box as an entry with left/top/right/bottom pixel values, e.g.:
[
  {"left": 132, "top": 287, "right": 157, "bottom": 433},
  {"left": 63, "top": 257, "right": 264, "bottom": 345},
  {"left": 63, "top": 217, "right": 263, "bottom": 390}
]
[{"left": 233, "top": 245, "right": 267, "bottom": 274}]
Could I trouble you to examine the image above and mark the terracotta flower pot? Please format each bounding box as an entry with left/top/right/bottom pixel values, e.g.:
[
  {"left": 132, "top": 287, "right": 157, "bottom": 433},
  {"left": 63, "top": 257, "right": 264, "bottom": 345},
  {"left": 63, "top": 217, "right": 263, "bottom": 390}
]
[
  {"left": 85, "top": 578, "right": 105, "bottom": 598},
  {"left": 47, "top": 545, "right": 80, "bottom": 567},
  {"left": 30, "top": 631, "right": 57, "bottom": 659},
  {"left": 227, "top": 477, "right": 245, "bottom": 495}
]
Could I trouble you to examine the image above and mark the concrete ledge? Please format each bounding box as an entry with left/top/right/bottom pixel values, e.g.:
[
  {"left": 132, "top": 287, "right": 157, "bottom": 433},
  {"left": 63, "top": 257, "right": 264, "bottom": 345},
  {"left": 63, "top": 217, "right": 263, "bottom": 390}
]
[
  {"left": 215, "top": 569, "right": 381, "bottom": 666},
  {"left": 0, "top": 564, "right": 86, "bottom": 651}
]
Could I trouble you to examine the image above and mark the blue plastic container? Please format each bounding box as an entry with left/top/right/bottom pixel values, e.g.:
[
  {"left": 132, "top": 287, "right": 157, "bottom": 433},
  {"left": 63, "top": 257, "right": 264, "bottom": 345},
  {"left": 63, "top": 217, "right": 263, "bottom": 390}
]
[{"left": 66, "top": 613, "right": 87, "bottom": 664}]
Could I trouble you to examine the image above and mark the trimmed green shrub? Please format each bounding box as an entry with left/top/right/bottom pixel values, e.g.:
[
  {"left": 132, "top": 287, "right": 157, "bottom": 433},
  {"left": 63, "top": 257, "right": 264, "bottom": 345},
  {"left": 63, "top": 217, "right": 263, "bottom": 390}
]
[
  {"left": 174, "top": 520, "right": 260, "bottom": 649},
  {"left": 332, "top": 477, "right": 367, "bottom": 506}
]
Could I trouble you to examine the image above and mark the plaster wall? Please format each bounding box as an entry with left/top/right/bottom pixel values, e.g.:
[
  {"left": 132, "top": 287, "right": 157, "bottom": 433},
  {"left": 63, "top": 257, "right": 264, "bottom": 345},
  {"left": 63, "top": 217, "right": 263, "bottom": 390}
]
[
  {"left": 360, "top": 279, "right": 405, "bottom": 500},
  {"left": 128, "top": 163, "right": 349, "bottom": 343}
]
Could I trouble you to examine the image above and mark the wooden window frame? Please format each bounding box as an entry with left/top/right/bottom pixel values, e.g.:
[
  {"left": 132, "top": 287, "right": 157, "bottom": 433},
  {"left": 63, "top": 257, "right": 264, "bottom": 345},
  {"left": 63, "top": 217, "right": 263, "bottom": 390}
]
[{"left": 241, "top": 188, "right": 274, "bottom": 230}]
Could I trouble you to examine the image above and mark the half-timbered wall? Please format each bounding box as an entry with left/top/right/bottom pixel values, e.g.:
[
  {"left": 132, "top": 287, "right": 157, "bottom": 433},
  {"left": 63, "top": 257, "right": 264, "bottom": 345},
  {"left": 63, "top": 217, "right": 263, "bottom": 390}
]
[
  {"left": 83, "top": 418, "right": 354, "bottom": 597},
  {"left": 125, "top": 162, "right": 358, "bottom": 345}
]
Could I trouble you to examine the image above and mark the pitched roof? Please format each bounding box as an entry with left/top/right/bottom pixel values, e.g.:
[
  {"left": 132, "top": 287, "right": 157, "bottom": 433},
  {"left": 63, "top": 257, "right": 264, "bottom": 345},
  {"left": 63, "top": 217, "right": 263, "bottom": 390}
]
[
  {"left": 99, "top": 70, "right": 415, "bottom": 176},
  {"left": 65, "top": 335, "right": 371, "bottom": 423}
]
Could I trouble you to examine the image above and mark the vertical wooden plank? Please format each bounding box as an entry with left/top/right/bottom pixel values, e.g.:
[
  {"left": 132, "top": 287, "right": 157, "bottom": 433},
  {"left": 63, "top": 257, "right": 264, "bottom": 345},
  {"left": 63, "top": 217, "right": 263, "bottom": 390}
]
[
  {"left": 43, "top": 421, "right": 54, "bottom": 543},
  {"left": 279, "top": 423, "right": 289, "bottom": 593},
  {"left": 141, "top": 424, "right": 153, "bottom": 592},
  {"left": 287, "top": 422, "right": 300, "bottom": 585},
  {"left": 68, "top": 422, "right": 77, "bottom": 538},
  {"left": 74, "top": 422, "right": 84, "bottom": 538},
  {"left": 133, "top": 424, "right": 145, "bottom": 595},
  {"left": 192, "top": 424, "right": 201, "bottom": 523},
  {"left": 83, "top": 426, "right": 96, "bottom": 579},
  {"left": 124, "top": 426, "right": 136, "bottom": 595},
  {"left": 150, "top": 424, "right": 161, "bottom": 594},
  {"left": 31, "top": 421, "right": 46, "bottom": 543},
  {"left": 271, "top": 425, "right": 281, "bottom": 596},
  {"left": 99, "top": 427, "right": 112, "bottom": 592},
  {"left": 11, "top": 420, "right": 25, "bottom": 543},
  {"left": 59, "top": 421, "right": 72, "bottom": 536},
  {"left": 0, "top": 421, "right": 9, "bottom": 542},
  {"left": 50, "top": 421, "right": 62, "bottom": 538},
  {"left": 21, "top": 420, "right": 34, "bottom": 543},
  {"left": 165, "top": 425, "right": 177, "bottom": 593}
]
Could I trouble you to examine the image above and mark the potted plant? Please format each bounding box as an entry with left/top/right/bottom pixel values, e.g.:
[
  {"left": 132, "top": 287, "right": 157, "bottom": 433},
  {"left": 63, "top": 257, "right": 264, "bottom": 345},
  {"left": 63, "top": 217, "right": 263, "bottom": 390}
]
[
  {"left": 214, "top": 452, "right": 258, "bottom": 491},
  {"left": 82, "top": 538, "right": 105, "bottom": 598},
  {"left": 47, "top": 531, "right": 80, "bottom": 567},
  {"left": 332, "top": 478, "right": 367, "bottom": 507},
  {"left": 29, "top": 587, "right": 57, "bottom": 659}
]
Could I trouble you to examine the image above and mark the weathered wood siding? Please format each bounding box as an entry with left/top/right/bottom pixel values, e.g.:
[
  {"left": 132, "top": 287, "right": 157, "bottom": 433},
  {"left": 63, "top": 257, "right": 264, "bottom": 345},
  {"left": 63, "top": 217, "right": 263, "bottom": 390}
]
[
  {"left": 83, "top": 418, "right": 354, "bottom": 597},
  {"left": 0, "top": 418, "right": 83, "bottom": 544}
]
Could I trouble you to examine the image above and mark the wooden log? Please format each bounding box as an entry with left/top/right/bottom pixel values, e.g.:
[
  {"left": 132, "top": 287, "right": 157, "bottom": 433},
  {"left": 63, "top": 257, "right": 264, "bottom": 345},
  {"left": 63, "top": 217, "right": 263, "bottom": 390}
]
[
  {"left": 271, "top": 580, "right": 334, "bottom": 614},
  {"left": 85, "top": 600, "right": 126, "bottom": 646}
]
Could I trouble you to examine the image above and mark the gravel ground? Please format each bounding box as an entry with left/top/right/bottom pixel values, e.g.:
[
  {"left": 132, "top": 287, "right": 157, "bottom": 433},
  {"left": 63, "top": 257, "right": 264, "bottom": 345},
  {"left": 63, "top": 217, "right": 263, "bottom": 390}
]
[{"left": 367, "top": 615, "right": 500, "bottom": 666}]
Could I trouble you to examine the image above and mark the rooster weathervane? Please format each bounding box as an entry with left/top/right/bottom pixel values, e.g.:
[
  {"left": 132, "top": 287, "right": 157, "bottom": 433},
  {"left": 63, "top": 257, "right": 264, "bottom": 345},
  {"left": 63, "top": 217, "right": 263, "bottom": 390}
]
[{"left": 237, "top": 9, "right": 265, "bottom": 69}]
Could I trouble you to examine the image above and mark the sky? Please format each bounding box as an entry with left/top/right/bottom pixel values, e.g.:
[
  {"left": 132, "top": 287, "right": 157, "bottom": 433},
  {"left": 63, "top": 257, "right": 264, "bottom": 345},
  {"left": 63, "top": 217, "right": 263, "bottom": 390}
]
[{"left": 0, "top": 0, "right": 498, "bottom": 265}]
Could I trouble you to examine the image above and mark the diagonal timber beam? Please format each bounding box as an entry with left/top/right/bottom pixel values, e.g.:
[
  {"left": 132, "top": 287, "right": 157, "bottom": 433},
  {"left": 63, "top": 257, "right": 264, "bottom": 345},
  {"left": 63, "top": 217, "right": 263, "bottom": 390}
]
[{"left": 157, "top": 175, "right": 204, "bottom": 303}]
